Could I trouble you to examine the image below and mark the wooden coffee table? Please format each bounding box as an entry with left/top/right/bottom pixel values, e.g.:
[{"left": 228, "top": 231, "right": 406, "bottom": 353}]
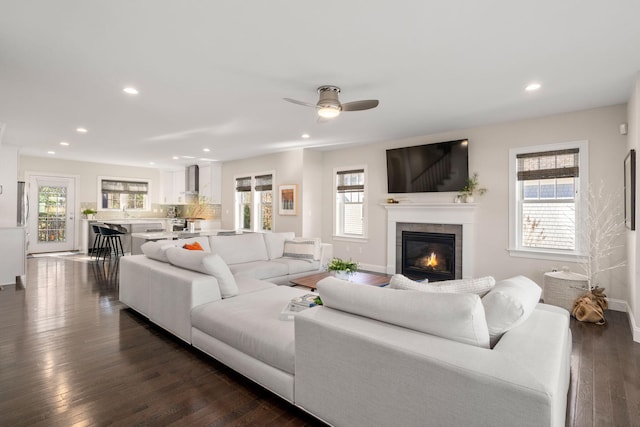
[{"left": 290, "top": 271, "right": 392, "bottom": 291}]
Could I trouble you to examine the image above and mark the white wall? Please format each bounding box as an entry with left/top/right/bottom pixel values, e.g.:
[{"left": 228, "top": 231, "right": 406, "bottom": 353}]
[
  {"left": 321, "top": 104, "right": 628, "bottom": 300},
  {"left": 18, "top": 156, "right": 162, "bottom": 205},
  {"left": 221, "top": 150, "right": 305, "bottom": 235},
  {"left": 0, "top": 145, "right": 19, "bottom": 227},
  {"left": 219, "top": 148, "right": 325, "bottom": 237},
  {"left": 627, "top": 73, "right": 640, "bottom": 341}
]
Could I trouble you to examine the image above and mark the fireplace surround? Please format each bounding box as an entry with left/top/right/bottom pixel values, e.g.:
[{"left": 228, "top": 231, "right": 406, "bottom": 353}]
[{"left": 384, "top": 203, "right": 477, "bottom": 278}]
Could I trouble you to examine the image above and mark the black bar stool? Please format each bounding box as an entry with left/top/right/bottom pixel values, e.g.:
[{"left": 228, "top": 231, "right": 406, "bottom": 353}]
[
  {"left": 90, "top": 224, "right": 106, "bottom": 259},
  {"left": 98, "top": 224, "right": 126, "bottom": 259}
]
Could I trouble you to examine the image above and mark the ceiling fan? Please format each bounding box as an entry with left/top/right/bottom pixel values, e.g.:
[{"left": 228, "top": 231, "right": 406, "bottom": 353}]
[{"left": 284, "top": 85, "right": 379, "bottom": 119}]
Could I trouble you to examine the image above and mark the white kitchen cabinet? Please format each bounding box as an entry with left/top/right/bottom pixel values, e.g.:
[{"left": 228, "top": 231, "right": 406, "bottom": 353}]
[
  {"left": 198, "top": 162, "right": 221, "bottom": 204},
  {"left": 0, "top": 227, "right": 25, "bottom": 285},
  {"left": 161, "top": 170, "right": 186, "bottom": 204}
]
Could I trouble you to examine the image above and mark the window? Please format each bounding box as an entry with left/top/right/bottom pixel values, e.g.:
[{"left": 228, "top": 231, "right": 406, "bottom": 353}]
[
  {"left": 335, "top": 168, "right": 366, "bottom": 238},
  {"left": 235, "top": 173, "right": 273, "bottom": 232},
  {"left": 255, "top": 174, "right": 273, "bottom": 231},
  {"left": 509, "top": 141, "right": 588, "bottom": 260},
  {"left": 99, "top": 178, "right": 150, "bottom": 211}
]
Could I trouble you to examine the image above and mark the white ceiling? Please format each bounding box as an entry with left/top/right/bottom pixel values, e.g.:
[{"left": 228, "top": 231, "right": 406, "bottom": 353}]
[{"left": 1, "top": 1, "right": 640, "bottom": 169}]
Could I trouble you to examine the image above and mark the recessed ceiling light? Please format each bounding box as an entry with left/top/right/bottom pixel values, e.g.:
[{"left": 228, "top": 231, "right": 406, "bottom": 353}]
[
  {"left": 47, "top": 151, "right": 55, "bottom": 155},
  {"left": 59, "top": 141, "right": 70, "bottom": 146},
  {"left": 301, "top": 133, "right": 310, "bottom": 139},
  {"left": 149, "top": 162, "right": 155, "bottom": 165},
  {"left": 203, "top": 148, "right": 211, "bottom": 152},
  {"left": 525, "top": 82, "right": 541, "bottom": 92},
  {"left": 76, "top": 127, "right": 88, "bottom": 133},
  {"left": 172, "top": 156, "right": 180, "bottom": 160},
  {"left": 123, "top": 87, "right": 139, "bottom": 95}
]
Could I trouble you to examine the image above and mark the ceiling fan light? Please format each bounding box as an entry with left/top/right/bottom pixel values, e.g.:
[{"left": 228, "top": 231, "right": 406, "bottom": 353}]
[{"left": 317, "top": 106, "right": 340, "bottom": 119}]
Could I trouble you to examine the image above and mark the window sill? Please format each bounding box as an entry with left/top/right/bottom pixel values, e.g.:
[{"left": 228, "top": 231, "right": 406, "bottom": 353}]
[
  {"left": 332, "top": 235, "right": 369, "bottom": 243},
  {"left": 508, "top": 247, "right": 587, "bottom": 263}
]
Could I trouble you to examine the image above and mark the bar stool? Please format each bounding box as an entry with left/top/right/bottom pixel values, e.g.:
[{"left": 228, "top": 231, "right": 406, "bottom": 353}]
[
  {"left": 90, "top": 224, "right": 106, "bottom": 259},
  {"left": 98, "top": 224, "right": 126, "bottom": 259}
]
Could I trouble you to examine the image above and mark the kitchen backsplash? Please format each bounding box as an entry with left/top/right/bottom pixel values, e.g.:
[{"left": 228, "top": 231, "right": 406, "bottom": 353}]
[{"left": 80, "top": 202, "right": 222, "bottom": 220}]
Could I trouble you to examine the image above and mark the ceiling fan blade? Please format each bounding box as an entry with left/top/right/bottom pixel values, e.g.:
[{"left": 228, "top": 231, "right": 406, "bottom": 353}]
[
  {"left": 341, "top": 99, "right": 379, "bottom": 111},
  {"left": 283, "top": 98, "right": 317, "bottom": 108}
]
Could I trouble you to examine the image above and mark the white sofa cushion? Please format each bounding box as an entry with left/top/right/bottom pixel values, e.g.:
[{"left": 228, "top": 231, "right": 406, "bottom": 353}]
[
  {"left": 209, "top": 233, "right": 269, "bottom": 265},
  {"left": 482, "top": 276, "right": 542, "bottom": 347},
  {"left": 282, "top": 238, "right": 321, "bottom": 261},
  {"left": 390, "top": 274, "right": 495, "bottom": 296},
  {"left": 141, "top": 237, "right": 211, "bottom": 262},
  {"left": 272, "top": 258, "right": 321, "bottom": 275},
  {"left": 263, "top": 231, "right": 296, "bottom": 259},
  {"left": 191, "top": 286, "right": 311, "bottom": 375},
  {"left": 316, "top": 277, "right": 490, "bottom": 348},
  {"left": 165, "top": 247, "right": 238, "bottom": 298},
  {"left": 227, "top": 260, "right": 289, "bottom": 280}
]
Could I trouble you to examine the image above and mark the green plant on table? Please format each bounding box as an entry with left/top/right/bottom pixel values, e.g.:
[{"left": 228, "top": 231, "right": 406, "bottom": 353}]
[{"left": 326, "top": 257, "right": 359, "bottom": 274}]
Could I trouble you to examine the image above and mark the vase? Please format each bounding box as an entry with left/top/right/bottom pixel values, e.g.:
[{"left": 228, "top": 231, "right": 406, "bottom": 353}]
[
  {"left": 334, "top": 271, "right": 351, "bottom": 281},
  {"left": 464, "top": 195, "right": 474, "bottom": 203}
]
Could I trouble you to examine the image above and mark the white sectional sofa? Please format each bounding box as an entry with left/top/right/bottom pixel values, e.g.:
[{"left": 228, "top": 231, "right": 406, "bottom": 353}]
[{"left": 119, "top": 234, "right": 572, "bottom": 427}]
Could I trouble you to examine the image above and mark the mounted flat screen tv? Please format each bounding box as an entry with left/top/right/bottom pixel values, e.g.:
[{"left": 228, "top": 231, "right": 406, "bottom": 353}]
[{"left": 386, "top": 139, "right": 469, "bottom": 193}]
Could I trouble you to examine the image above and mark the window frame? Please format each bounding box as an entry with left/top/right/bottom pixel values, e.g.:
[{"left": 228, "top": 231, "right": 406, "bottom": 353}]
[
  {"left": 333, "top": 165, "right": 368, "bottom": 240},
  {"left": 234, "top": 171, "right": 275, "bottom": 232},
  {"left": 508, "top": 141, "right": 588, "bottom": 262},
  {"left": 97, "top": 176, "right": 151, "bottom": 212}
]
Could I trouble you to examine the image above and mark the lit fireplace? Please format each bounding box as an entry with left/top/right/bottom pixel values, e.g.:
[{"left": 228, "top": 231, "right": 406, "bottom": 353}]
[{"left": 402, "top": 231, "right": 456, "bottom": 281}]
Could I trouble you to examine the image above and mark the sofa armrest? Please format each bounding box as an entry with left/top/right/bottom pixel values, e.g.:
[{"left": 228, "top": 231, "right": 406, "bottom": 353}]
[
  {"left": 294, "top": 305, "right": 570, "bottom": 427},
  {"left": 120, "top": 255, "right": 223, "bottom": 343}
]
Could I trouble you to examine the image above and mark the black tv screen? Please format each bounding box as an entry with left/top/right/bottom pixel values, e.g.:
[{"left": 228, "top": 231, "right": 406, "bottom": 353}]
[{"left": 386, "top": 139, "right": 469, "bottom": 193}]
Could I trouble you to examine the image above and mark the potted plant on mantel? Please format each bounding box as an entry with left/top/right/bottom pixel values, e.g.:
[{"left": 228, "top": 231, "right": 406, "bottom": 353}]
[
  {"left": 327, "top": 257, "right": 359, "bottom": 280},
  {"left": 459, "top": 173, "right": 487, "bottom": 203}
]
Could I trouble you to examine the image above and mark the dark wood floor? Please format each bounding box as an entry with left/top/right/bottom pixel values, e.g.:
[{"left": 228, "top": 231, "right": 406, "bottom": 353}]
[{"left": 1, "top": 254, "right": 639, "bottom": 426}]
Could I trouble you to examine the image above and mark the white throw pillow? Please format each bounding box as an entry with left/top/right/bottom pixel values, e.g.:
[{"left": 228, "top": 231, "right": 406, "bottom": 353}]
[
  {"left": 202, "top": 254, "right": 238, "bottom": 298},
  {"left": 141, "top": 240, "right": 178, "bottom": 262},
  {"left": 316, "top": 277, "right": 490, "bottom": 348},
  {"left": 482, "top": 276, "right": 542, "bottom": 347},
  {"left": 174, "top": 237, "right": 212, "bottom": 252},
  {"left": 263, "top": 231, "right": 296, "bottom": 259},
  {"left": 389, "top": 274, "right": 495, "bottom": 296},
  {"left": 141, "top": 237, "right": 211, "bottom": 262},
  {"left": 282, "top": 238, "right": 321, "bottom": 261},
  {"left": 165, "top": 247, "right": 238, "bottom": 298}
]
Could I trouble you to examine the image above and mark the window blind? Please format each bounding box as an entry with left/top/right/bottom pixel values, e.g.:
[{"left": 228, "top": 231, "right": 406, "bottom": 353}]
[
  {"left": 254, "top": 174, "right": 273, "bottom": 192},
  {"left": 101, "top": 180, "right": 148, "bottom": 194},
  {"left": 516, "top": 148, "right": 579, "bottom": 181},
  {"left": 235, "top": 177, "right": 252, "bottom": 192},
  {"left": 337, "top": 169, "right": 364, "bottom": 193}
]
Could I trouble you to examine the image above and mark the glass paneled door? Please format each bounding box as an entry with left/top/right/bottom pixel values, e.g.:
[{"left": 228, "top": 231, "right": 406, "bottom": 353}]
[{"left": 28, "top": 175, "right": 76, "bottom": 253}]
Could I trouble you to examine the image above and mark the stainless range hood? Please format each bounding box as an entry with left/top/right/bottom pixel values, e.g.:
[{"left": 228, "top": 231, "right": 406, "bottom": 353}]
[{"left": 185, "top": 165, "right": 199, "bottom": 195}]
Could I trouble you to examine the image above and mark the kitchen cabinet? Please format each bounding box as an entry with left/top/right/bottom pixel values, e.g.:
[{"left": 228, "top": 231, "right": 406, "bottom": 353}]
[
  {"left": 161, "top": 170, "right": 186, "bottom": 204},
  {"left": 0, "top": 227, "right": 25, "bottom": 284},
  {"left": 198, "top": 162, "right": 222, "bottom": 204}
]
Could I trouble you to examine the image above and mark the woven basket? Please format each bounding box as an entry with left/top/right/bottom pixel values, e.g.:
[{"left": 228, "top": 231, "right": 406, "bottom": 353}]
[{"left": 543, "top": 269, "right": 589, "bottom": 311}]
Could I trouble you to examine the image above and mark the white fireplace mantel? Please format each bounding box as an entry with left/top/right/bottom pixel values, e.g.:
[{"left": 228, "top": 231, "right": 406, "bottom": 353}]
[{"left": 383, "top": 203, "right": 477, "bottom": 278}]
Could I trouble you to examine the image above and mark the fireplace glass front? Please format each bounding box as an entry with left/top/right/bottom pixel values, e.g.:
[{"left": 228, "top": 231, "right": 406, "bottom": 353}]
[{"left": 402, "top": 231, "right": 456, "bottom": 281}]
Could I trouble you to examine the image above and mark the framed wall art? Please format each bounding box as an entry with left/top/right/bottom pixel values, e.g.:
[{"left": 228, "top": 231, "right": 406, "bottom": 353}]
[
  {"left": 624, "top": 149, "right": 636, "bottom": 230},
  {"left": 279, "top": 184, "right": 297, "bottom": 215}
]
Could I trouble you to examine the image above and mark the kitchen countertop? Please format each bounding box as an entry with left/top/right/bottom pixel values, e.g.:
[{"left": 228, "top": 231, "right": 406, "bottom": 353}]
[{"left": 131, "top": 229, "right": 238, "bottom": 240}]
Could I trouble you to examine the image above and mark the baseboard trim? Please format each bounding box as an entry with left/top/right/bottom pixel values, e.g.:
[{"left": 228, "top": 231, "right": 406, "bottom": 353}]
[
  {"left": 605, "top": 299, "right": 640, "bottom": 343},
  {"left": 359, "top": 263, "right": 387, "bottom": 274}
]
